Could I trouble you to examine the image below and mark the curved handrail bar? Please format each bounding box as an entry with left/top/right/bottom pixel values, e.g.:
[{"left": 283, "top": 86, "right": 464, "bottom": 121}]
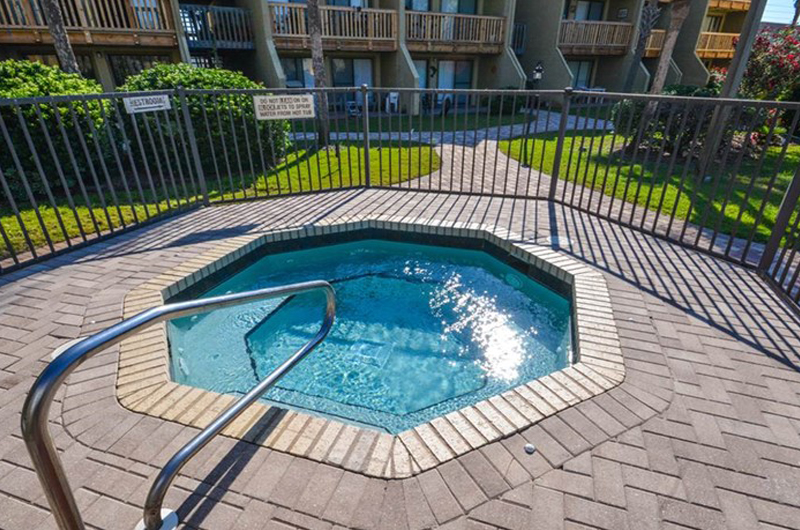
[{"left": 21, "top": 281, "right": 336, "bottom": 530}]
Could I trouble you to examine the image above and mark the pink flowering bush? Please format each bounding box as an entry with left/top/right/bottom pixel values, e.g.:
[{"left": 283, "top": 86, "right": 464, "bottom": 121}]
[{"left": 740, "top": 28, "right": 800, "bottom": 101}]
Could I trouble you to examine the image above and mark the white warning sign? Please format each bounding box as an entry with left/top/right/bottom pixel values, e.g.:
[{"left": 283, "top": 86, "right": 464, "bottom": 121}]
[
  {"left": 123, "top": 94, "right": 171, "bottom": 114},
  {"left": 254, "top": 94, "right": 316, "bottom": 120}
]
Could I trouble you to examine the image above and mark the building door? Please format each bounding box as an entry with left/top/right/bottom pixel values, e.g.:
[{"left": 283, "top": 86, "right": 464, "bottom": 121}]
[
  {"left": 567, "top": 60, "right": 593, "bottom": 89},
  {"left": 353, "top": 58, "right": 373, "bottom": 107},
  {"left": 574, "top": 1, "right": 604, "bottom": 21}
]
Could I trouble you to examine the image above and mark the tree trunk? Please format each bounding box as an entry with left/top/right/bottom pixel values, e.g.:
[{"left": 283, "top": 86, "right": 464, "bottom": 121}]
[
  {"left": 622, "top": 0, "right": 660, "bottom": 93},
  {"left": 793, "top": 1, "right": 799, "bottom": 27},
  {"left": 39, "top": 0, "right": 80, "bottom": 75},
  {"left": 307, "top": 0, "right": 330, "bottom": 146},
  {"left": 650, "top": 0, "right": 691, "bottom": 94}
]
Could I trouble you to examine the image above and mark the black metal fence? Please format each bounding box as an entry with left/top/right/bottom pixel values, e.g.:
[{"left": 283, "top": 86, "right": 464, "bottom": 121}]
[{"left": 1, "top": 87, "right": 799, "bottom": 306}]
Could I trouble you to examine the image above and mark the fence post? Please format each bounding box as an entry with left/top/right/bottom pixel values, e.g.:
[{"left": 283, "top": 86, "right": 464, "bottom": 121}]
[
  {"left": 178, "top": 87, "right": 210, "bottom": 206},
  {"left": 758, "top": 163, "right": 800, "bottom": 271},
  {"left": 548, "top": 87, "right": 573, "bottom": 200},
  {"left": 361, "top": 85, "right": 371, "bottom": 188}
]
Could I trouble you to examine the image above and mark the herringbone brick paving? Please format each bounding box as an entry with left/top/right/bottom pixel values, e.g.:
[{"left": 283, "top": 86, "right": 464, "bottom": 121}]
[{"left": 1, "top": 189, "right": 799, "bottom": 530}]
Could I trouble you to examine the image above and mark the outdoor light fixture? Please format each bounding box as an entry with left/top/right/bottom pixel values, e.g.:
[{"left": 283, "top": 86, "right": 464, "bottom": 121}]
[{"left": 532, "top": 62, "right": 544, "bottom": 81}]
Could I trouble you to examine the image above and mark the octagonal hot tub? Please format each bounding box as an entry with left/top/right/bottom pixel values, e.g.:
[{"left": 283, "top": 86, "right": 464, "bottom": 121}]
[
  {"left": 168, "top": 239, "right": 573, "bottom": 434},
  {"left": 117, "top": 220, "right": 624, "bottom": 477}
]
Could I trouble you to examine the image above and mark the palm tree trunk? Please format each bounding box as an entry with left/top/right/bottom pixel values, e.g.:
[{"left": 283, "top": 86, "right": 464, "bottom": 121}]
[
  {"left": 623, "top": 0, "right": 660, "bottom": 93},
  {"left": 39, "top": 0, "right": 80, "bottom": 75},
  {"left": 649, "top": 0, "right": 691, "bottom": 94},
  {"left": 307, "top": 0, "right": 330, "bottom": 145},
  {"left": 793, "top": 0, "right": 799, "bottom": 27}
]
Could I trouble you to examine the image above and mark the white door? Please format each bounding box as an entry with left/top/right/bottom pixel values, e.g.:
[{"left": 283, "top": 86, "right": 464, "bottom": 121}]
[
  {"left": 437, "top": 60, "right": 455, "bottom": 106},
  {"left": 354, "top": 58, "right": 373, "bottom": 106}
]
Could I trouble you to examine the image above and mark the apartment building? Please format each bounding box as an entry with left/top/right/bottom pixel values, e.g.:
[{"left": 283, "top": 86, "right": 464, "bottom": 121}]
[
  {"left": 0, "top": 0, "right": 184, "bottom": 89},
  {"left": 0, "top": 0, "right": 753, "bottom": 94},
  {"left": 514, "top": 0, "right": 754, "bottom": 92},
  {"left": 0, "top": 0, "right": 525, "bottom": 98}
]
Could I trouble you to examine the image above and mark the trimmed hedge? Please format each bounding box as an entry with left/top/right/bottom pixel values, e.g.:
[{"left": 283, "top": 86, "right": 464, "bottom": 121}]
[
  {"left": 118, "top": 64, "right": 290, "bottom": 189},
  {"left": 0, "top": 60, "right": 107, "bottom": 203}
]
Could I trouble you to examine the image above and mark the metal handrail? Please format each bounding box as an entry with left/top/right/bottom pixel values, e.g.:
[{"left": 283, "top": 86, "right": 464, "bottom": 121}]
[{"left": 21, "top": 280, "right": 336, "bottom": 530}]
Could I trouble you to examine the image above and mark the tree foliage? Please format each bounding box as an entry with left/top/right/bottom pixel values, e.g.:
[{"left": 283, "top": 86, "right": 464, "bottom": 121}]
[{"left": 739, "top": 28, "right": 800, "bottom": 101}]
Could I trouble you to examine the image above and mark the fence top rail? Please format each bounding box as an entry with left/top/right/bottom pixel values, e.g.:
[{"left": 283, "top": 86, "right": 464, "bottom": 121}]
[
  {"left": 1, "top": 86, "right": 798, "bottom": 110},
  {"left": 570, "top": 88, "right": 800, "bottom": 109},
  {"left": 0, "top": 89, "right": 178, "bottom": 107}
]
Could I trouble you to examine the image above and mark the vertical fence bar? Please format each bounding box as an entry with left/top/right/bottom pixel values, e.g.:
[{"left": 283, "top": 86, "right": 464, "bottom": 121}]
[
  {"left": 759, "top": 163, "right": 800, "bottom": 271},
  {"left": 549, "top": 87, "right": 573, "bottom": 200},
  {"left": 178, "top": 90, "right": 206, "bottom": 206},
  {"left": 362, "top": 85, "right": 371, "bottom": 188}
]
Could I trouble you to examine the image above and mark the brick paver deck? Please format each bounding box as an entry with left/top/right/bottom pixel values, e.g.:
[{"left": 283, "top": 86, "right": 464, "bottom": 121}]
[{"left": 1, "top": 189, "right": 800, "bottom": 530}]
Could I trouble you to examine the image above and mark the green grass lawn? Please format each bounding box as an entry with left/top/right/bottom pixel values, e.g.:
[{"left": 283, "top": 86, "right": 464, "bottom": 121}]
[
  {"left": 1, "top": 143, "right": 439, "bottom": 260},
  {"left": 500, "top": 131, "right": 800, "bottom": 245}
]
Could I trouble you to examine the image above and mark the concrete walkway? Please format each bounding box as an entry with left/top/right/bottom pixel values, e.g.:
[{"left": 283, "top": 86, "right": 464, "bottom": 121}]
[{"left": 1, "top": 188, "right": 800, "bottom": 530}]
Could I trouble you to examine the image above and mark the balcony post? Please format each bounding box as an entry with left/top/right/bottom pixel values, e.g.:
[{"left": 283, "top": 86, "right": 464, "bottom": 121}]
[{"left": 549, "top": 87, "right": 573, "bottom": 200}]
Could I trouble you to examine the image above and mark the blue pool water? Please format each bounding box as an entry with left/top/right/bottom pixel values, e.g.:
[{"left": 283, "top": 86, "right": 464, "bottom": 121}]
[{"left": 168, "top": 240, "right": 572, "bottom": 434}]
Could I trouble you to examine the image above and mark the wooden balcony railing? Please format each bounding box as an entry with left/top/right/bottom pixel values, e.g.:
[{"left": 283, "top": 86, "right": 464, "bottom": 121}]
[
  {"left": 558, "top": 20, "right": 634, "bottom": 55},
  {"left": 707, "top": 0, "right": 751, "bottom": 11},
  {"left": 697, "top": 31, "right": 738, "bottom": 59},
  {"left": 406, "top": 11, "right": 505, "bottom": 43},
  {"left": 0, "top": 0, "right": 177, "bottom": 46},
  {"left": 180, "top": 4, "right": 254, "bottom": 50},
  {"left": 644, "top": 29, "right": 666, "bottom": 57},
  {"left": 268, "top": 2, "right": 397, "bottom": 52}
]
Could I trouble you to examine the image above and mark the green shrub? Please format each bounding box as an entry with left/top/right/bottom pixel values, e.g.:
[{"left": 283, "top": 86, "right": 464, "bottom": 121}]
[
  {"left": 118, "top": 64, "right": 290, "bottom": 189},
  {"left": 0, "top": 60, "right": 107, "bottom": 204}
]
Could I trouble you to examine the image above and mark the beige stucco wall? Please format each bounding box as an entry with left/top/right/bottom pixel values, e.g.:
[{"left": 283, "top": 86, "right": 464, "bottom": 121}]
[
  {"left": 670, "top": 0, "right": 711, "bottom": 87},
  {"left": 513, "top": 0, "right": 572, "bottom": 90},
  {"left": 476, "top": 0, "right": 526, "bottom": 89},
  {"left": 240, "top": 0, "right": 287, "bottom": 87}
]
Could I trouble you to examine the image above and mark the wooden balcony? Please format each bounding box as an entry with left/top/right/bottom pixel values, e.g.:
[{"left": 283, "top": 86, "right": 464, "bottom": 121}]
[
  {"left": 558, "top": 20, "right": 634, "bottom": 56},
  {"left": 268, "top": 2, "right": 397, "bottom": 52},
  {"left": 708, "top": 0, "right": 751, "bottom": 11},
  {"left": 697, "top": 31, "right": 738, "bottom": 59},
  {"left": 180, "top": 4, "right": 254, "bottom": 50},
  {"left": 644, "top": 29, "right": 666, "bottom": 57},
  {"left": 0, "top": 0, "right": 177, "bottom": 47},
  {"left": 405, "top": 11, "right": 506, "bottom": 54}
]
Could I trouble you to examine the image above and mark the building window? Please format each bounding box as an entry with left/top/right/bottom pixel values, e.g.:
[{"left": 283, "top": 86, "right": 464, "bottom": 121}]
[
  {"left": 131, "top": 0, "right": 163, "bottom": 29},
  {"left": 281, "top": 57, "right": 305, "bottom": 87},
  {"left": 567, "top": 1, "right": 605, "bottom": 21},
  {"left": 405, "top": 0, "right": 430, "bottom": 11},
  {"left": 441, "top": 0, "right": 476, "bottom": 14},
  {"left": 331, "top": 58, "right": 355, "bottom": 87},
  {"left": 109, "top": 55, "right": 171, "bottom": 86},
  {"left": 567, "top": 60, "right": 594, "bottom": 89},
  {"left": 703, "top": 15, "right": 724, "bottom": 33}
]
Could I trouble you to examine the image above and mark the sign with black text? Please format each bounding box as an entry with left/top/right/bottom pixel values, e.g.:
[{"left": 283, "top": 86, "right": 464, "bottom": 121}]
[
  {"left": 254, "top": 95, "right": 316, "bottom": 120},
  {"left": 123, "top": 94, "right": 171, "bottom": 114}
]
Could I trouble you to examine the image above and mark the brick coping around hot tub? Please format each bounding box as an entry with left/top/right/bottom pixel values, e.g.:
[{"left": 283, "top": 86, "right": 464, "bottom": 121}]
[{"left": 115, "top": 217, "right": 624, "bottom": 479}]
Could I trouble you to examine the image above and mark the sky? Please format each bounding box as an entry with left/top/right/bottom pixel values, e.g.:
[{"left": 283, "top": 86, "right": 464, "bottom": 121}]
[{"left": 763, "top": 0, "right": 796, "bottom": 23}]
